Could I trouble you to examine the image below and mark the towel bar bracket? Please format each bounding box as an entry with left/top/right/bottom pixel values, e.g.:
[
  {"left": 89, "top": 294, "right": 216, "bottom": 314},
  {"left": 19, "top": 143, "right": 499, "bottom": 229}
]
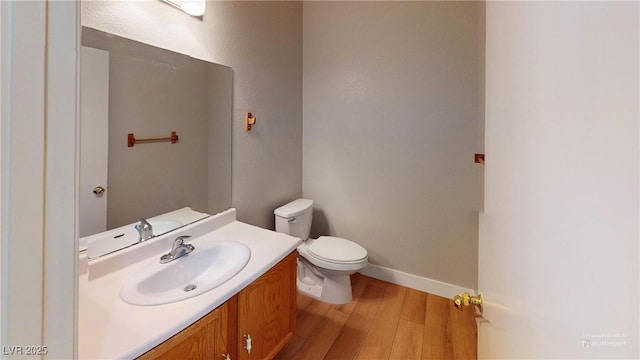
[{"left": 128, "top": 131, "right": 179, "bottom": 147}]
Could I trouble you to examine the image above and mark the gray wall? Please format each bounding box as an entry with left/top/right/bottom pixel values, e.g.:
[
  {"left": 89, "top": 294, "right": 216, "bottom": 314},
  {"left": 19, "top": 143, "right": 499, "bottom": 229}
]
[
  {"left": 208, "top": 2, "right": 303, "bottom": 228},
  {"left": 302, "top": 2, "right": 483, "bottom": 289}
]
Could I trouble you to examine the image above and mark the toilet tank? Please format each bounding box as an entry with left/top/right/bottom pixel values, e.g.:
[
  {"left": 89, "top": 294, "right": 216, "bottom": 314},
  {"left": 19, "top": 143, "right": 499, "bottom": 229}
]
[{"left": 274, "top": 199, "right": 313, "bottom": 240}]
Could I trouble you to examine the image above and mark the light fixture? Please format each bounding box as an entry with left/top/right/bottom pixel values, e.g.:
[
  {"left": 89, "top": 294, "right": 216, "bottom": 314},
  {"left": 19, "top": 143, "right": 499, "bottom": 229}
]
[{"left": 160, "top": 0, "right": 206, "bottom": 17}]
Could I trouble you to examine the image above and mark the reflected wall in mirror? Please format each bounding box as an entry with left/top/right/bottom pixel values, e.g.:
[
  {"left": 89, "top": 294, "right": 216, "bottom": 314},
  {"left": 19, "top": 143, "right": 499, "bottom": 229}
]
[{"left": 80, "top": 27, "right": 232, "bottom": 251}]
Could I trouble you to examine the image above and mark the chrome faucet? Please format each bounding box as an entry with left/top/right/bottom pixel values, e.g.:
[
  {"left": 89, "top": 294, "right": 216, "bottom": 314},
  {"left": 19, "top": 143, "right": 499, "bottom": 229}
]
[
  {"left": 135, "top": 217, "right": 154, "bottom": 242},
  {"left": 160, "top": 236, "right": 194, "bottom": 264}
]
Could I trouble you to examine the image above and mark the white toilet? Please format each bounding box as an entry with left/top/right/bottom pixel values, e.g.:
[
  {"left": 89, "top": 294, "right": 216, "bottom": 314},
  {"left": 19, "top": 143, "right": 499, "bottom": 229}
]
[{"left": 274, "top": 199, "right": 368, "bottom": 304}]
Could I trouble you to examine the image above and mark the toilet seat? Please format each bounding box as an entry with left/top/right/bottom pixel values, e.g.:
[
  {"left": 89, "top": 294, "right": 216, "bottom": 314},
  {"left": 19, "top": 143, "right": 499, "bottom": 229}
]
[
  {"left": 308, "top": 236, "right": 368, "bottom": 264},
  {"left": 298, "top": 236, "right": 368, "bottom": 272}
]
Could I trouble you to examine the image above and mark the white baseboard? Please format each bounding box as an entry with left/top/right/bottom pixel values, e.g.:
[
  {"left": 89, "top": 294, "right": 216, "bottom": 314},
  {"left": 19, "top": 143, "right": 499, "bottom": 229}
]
[{"left": 358, "top": 263, "right": 474, "bottom": 299}]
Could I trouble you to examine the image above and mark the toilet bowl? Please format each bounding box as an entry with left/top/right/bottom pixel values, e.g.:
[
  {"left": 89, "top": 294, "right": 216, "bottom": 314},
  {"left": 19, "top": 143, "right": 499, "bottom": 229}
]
[{"left": 274, "top": 199, "right": 368, "bottom": 304}]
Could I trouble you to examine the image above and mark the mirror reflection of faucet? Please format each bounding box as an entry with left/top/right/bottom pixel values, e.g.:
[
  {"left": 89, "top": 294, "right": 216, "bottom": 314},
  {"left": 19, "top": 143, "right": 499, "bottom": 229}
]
[
  {"left": 160, "top": 236, "right": 195, "bottom": 264},
  {"left": 135, "top": 218, "right": 153, "bottom": 242},
  {"left": 83, "top": 208, "right": 208, "bottom": 259}
]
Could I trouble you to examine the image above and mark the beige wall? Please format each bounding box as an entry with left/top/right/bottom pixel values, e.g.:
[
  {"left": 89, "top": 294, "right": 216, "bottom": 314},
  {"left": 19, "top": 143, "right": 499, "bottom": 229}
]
[
  {"left": 302, "top": 2, "right": 483, "bottom": 289},
  {"left": 82, "top": 1, "right": 303, "bottom": 229}
]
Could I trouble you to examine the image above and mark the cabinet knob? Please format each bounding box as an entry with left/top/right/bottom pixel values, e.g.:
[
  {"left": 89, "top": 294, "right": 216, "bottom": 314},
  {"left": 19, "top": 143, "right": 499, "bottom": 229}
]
[
  {"left": 222, "top": 354, "right": 231, "bottom": 360},
  {"left": 243, "top": 334, "right": 252, "bottom": 354}
]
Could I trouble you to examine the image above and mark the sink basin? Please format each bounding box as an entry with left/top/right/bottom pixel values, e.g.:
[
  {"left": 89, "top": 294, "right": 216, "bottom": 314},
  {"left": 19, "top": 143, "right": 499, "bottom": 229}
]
[
  {"left": 149, "top": 219, "right": 183, "bottom": 236},
  {"left": 121, "top": 241, "right": 251, "bottom": 305}
]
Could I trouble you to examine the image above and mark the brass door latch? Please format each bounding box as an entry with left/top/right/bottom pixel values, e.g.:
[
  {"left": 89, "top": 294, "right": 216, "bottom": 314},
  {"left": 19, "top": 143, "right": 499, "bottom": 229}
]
[{"left": 453, "top": 292, "right": 482, "bottom": 311}]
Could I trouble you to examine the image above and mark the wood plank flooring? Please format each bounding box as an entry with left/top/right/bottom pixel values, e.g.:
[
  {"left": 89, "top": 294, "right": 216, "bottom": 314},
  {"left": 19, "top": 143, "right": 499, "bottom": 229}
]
[{"left": 274, "top": 273, "right": 477, "bottom": 360}]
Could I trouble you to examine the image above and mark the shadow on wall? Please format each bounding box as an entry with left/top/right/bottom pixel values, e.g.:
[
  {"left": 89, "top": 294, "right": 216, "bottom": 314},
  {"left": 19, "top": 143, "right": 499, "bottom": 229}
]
[{"left": 310, "top": 208, "right": 331, "bottom": 239}]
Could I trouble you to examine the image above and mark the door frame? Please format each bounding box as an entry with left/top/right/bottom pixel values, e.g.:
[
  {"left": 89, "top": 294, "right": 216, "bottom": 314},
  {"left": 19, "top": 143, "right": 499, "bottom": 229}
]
[{"left": 0, "top": 1, "right": 79, "bottom": 357}]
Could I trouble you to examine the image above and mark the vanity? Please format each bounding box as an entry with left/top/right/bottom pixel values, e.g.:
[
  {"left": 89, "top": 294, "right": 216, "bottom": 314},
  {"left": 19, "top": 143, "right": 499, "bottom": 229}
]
[
  {"left": 78, "top": 22, "right": 264, "bottom": 359},
  {"left": 79, "top": 209, "right": 301, "bottom": 359},
  {"left": 77, "top": 17, "right": 290, "bottom": 359}
]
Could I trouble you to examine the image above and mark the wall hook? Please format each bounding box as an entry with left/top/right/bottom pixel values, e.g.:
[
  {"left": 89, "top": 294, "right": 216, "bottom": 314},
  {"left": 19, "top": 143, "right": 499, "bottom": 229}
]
[{"left": 245, "top": 112, "right": 256, "bottom": 131}]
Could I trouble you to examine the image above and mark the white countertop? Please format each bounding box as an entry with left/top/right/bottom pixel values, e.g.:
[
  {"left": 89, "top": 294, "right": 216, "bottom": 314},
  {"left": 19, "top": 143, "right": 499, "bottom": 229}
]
[{"left": 78, "top": 209, "right": 301, "bottom": 359}]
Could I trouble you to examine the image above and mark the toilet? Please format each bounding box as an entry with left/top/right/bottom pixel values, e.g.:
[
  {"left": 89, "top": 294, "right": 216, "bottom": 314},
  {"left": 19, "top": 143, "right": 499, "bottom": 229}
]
[{"left": 274, "top": 199, "right": 368, "bottom": 304}]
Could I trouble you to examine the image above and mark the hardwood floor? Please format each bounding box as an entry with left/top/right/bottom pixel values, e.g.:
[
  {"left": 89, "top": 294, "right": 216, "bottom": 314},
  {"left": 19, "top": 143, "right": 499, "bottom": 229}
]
[{"left": 274, "top": 273, "right": 477, "bottom": 360}]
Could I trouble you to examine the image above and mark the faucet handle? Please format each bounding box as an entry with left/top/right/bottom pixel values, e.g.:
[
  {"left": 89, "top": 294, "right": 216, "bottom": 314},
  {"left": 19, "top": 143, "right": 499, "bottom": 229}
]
[
  {"left": 171, "top": 235, "right": 192, "bottom": 250},
  {"left": 137, "top": 217, "right": 152, "bottom": 229},
  {"left": 174, "top": 235, "right": 192, "bottom": 245},
  {"left": 135, "top": 217, "right": 154, "bottom": 242}
]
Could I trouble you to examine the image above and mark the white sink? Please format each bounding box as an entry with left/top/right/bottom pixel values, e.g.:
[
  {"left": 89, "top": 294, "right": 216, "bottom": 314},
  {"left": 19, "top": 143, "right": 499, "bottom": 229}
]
[{"left": 121, "top": 241, "right": 251, "bottom": 305}]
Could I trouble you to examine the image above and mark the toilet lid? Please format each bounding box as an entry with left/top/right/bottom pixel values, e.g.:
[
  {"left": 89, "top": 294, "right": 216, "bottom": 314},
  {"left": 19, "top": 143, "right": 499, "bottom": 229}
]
[{"left": 308, "top": 236, "right": 368, "bottom": 263}]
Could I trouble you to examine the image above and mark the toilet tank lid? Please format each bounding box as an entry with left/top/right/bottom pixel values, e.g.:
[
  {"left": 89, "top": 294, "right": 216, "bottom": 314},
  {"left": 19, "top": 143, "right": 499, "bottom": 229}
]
[{"left": 274, "top": 198, "right": 314, "bottom": 218}]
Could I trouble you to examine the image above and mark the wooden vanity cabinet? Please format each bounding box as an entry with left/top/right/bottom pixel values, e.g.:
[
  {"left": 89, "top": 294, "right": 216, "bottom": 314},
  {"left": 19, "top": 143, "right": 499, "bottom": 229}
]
[
  {"left": 237, "top": 251, "right": 297, "bottom": 360},
  {"left": 139, "top": 251, "right": 296, "bottom": 360},
  {"left": 137, "top": 300, "right": 233, "bottom": 360}
]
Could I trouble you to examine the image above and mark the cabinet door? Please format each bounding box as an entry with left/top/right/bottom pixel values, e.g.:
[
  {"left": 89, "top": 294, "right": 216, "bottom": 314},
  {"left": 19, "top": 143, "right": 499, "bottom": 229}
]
[
  {"left": 137, "top": 302, "right": 230, "bottom": 360},
  {"left": 238, "top": 252, "right": 297, "bottom": 360}
]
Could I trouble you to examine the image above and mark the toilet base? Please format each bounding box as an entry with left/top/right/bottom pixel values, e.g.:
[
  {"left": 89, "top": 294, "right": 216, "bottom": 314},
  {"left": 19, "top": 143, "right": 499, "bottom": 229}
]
[{"left": 296, "top": 257, "right": 354, "bottom": 304}]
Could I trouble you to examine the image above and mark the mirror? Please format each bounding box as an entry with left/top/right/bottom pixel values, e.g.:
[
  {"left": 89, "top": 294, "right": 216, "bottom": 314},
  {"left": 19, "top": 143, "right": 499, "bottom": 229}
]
[{"left": 79, "top": 27, "right": 232, "bottom": 255}]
